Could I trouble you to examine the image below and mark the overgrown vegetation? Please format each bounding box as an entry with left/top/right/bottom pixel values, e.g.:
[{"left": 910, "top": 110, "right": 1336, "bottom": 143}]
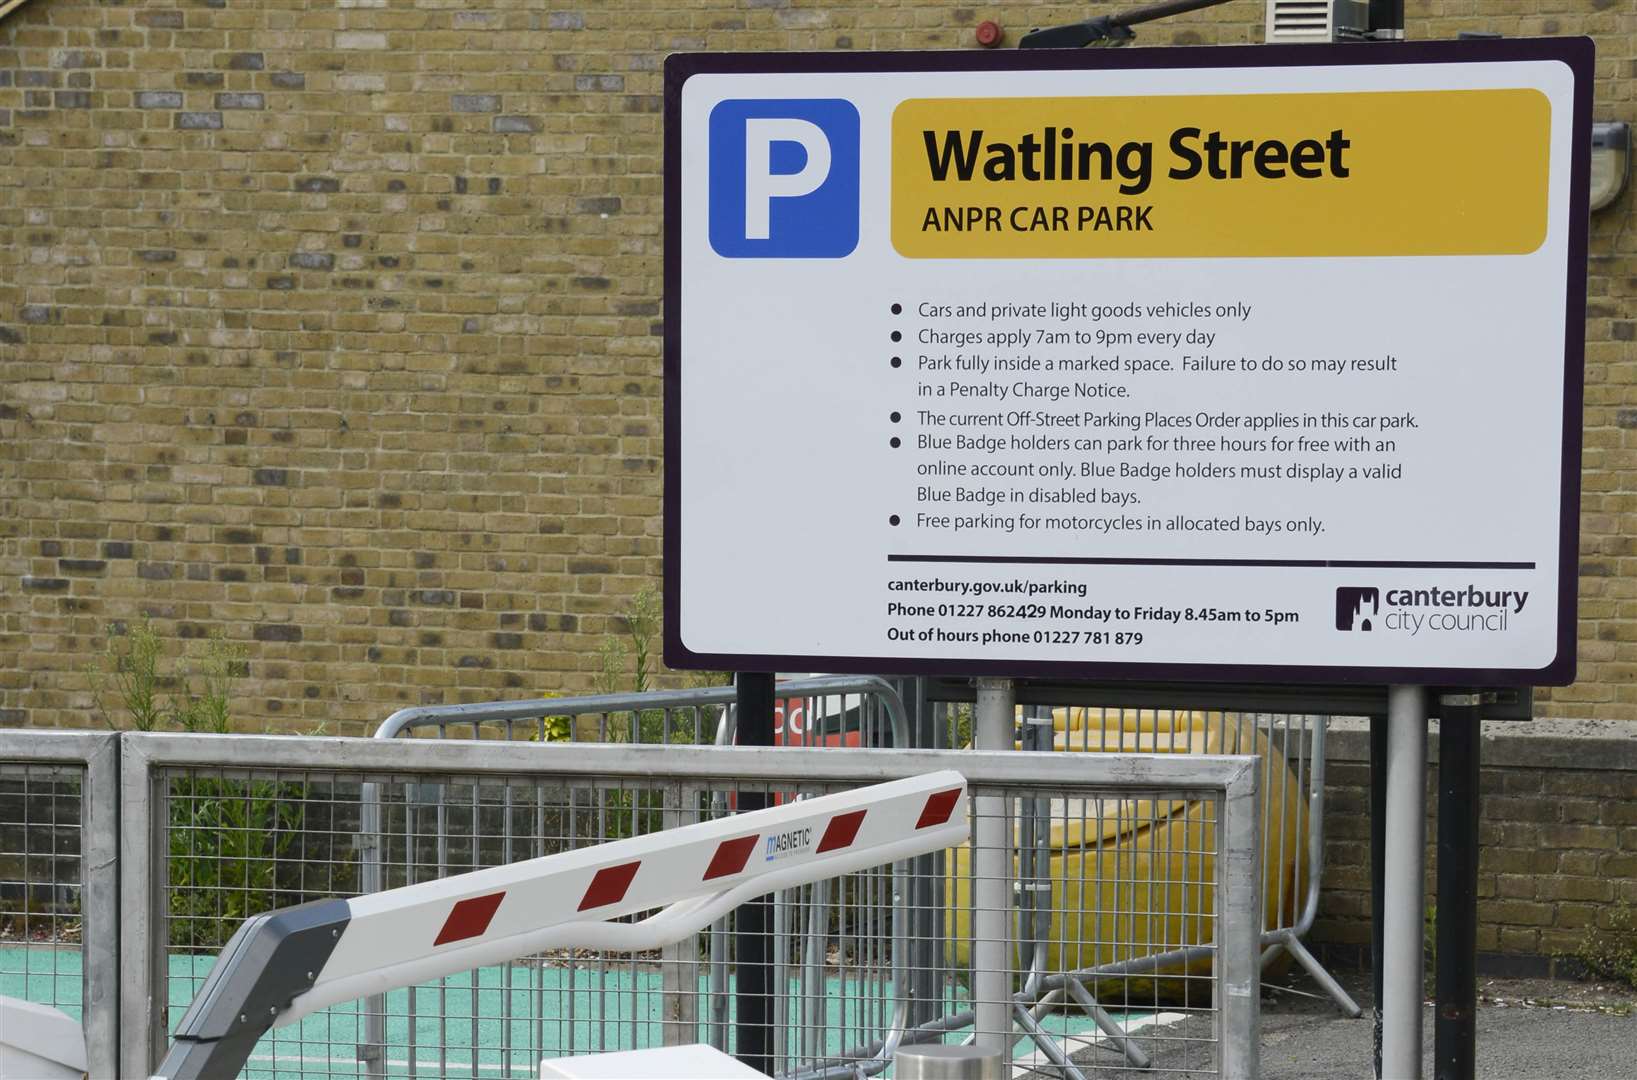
[
  {"left": 87, "top": 616, "right": 249, "bottom": 733},
  {"left": 583, "top": 588, "right": 729, "bottom": 838},
  {"left": 593, "top": 587, "right": 725, "bottom": 744},
  {"left": 85, "top": 615, "right": 166, "bottom": 731},
  {"left": 596, "top": 587, "right": 660, "bottom": 698},
  {"left": 1571, "top": 903, "right": 1637, "bottom": 989},
  {"left": 87, "top": 618, "right": 312, "bottom": 948},
  {"left": 166, "top": 776, "right": 306, "bottom": 948}
]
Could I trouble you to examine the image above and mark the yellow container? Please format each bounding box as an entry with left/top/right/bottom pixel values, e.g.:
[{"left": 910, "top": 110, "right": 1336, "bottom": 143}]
[{"left": 946, "top": 709, "right": 1308, "bottom": 1003}]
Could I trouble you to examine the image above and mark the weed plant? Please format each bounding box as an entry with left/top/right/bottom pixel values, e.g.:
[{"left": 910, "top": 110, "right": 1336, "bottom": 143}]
[
  {"left": 1572, "top": 903, "right": 1637, "bottom": 989},
  {"left": 88, "top": 619, "right": 310, "bottom": 948}
]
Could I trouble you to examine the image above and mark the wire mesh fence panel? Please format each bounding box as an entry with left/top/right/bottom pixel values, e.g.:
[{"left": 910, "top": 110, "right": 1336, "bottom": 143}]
[
  {"left": 155, "top": 768, "right": 913, "bottom": 1078},
  {"left": 0, "top": 730, "right": 118, "bottom": 1078},
  {"left": 0, "top": 761, "right": 86, "bottom": 1021},
  {"left": 1035, "top": 707, "right": 1316, "bottom": 939},
  {"left": 950, "top": 783, "right": 1227, "bottom": 1079},
  {"left": 118, "top": 736, "right": 1259, "bottom": 1078},
  {"left": 158, "top": 764, "right": 374, "bottom": 1078},
  {"left": 934, "top": 702, "right": 1331, "bottom": 935},
  {"left": 1008, "top": 701, "right": 1361, "bottom": 1019},
  {"left": 146, "top": 760, "right": 1244, "bottom": 1079},
  {"left": 682, "top": 778, "right": 906, "bottom": 1080}
]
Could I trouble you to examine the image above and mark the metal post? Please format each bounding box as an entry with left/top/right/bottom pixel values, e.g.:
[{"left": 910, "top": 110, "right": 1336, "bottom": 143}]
[
  {"left": 1219, "top": 762, "right": 1263, "bottom": 1080},
  {"left": 733, "top": 672, "right": 776, "bottom": 1076},
  {"left": 1371, "top": 712, "right": 1388, "bottom": 1079},
  {"left": 1280, "top": 716, "right": 1362, "bottom": 1017},
  {"left": 357, "top": 783, "right": 386, "bottom": 1078},
  {"left": 1365, "top": 4, "right": 1407, "bottom": 1070},
  {"left": 1018, "top": 708, "right": 1050, "bottom": 994},
  {"left": 1382, "top": 685, "right": 1427, "bottom": 1079},
  {"left": 79, "top": 733, "right": 122, "bottom": 1080},
  {"left": 904, "top": 677, "right": 944, "bottom": 1030},
  {"left": 0, "top": 730, "right": 123, "bottom": 1080},
  {"left": 971, "top": 677, "right": 1014, "bottom": 1057},
  {"left": 118, "top": 734, "right": 166, "bottom": 1078},
  {"left": 661, "top": 782, "right": 702, "bottom": 1047},
  {"left": 1434, "top": 696, "right": 1481, "bottom": 1080}
]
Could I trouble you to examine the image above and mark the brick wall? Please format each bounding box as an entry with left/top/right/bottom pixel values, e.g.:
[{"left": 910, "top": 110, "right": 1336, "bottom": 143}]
[
  {"left": 1, "top": 1, "right": 1634, "bottom": 734},
  {"left": 1312, "top": 719, "right": 1637, "bottom": 975}
]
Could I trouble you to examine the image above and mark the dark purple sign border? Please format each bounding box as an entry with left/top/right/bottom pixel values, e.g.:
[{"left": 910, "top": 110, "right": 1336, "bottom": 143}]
[{"left": 662, "top": 37, "right": 1592, "bottom": 687}]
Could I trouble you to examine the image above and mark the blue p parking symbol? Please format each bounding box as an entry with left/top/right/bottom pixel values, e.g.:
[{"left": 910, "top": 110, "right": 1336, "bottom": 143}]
[{"left": 708, "top": 99, "right": 860, "bottom": 258}]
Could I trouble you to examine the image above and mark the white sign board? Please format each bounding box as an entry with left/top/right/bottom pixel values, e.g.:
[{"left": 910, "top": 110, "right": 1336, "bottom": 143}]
[{"left": 664, "top": 40, "right": 1590, "bottom": 685}]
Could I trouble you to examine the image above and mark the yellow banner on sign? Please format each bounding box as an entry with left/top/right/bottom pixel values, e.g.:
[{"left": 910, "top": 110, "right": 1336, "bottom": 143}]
[{"left": 890, "top": 89, "right": 1550, "bottom": 258}]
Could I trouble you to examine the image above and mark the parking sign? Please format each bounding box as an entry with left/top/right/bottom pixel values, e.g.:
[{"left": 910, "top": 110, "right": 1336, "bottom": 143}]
[
  {"left": 665, "top": 39, "right": 1591, "bottom": 686},
  {"left": 707, "top": 98, "right": 860, "bottom": 258}
]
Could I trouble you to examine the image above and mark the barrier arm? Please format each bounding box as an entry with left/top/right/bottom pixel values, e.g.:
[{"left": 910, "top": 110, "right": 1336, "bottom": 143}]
[{"left": 149, "top": 771, "right": 970, "bottom": 1080}]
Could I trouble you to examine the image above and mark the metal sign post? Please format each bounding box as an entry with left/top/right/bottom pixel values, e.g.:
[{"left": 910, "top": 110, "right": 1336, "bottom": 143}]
[
  {"left": 1371, "top": 710, "right": 1388, "bottom": 1078},
  {"left": 1381, "top": 686, "right": 1428, "bottom": 1079},
  {"left": 970, "top": 677, "right": 1015, "bottom": 1054},
  {"left": 732, "top": 672, "right": 776, "bottom": 1075},
  {"left": 1434, "top": 695, "right": 1484, "bottom": 1080},
  {"left": 1365, "top": 7, "right": 1403, "bottom": 1075}
]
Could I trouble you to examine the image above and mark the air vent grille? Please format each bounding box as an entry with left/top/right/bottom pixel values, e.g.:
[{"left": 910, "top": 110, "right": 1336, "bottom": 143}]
[{"left": 1265, "top": 0, "right": 1370, "bottom": 43}]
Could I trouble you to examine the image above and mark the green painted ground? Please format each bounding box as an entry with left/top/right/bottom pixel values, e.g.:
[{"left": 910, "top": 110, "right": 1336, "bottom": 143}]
[{"left": 3, "top": 945, "right": 1119, "bottom": 1077}]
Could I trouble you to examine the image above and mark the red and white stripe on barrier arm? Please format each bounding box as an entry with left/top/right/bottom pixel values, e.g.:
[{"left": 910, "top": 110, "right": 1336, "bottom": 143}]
[{"left": 276, "top": 770, "right": 968, "bottom": 1027}]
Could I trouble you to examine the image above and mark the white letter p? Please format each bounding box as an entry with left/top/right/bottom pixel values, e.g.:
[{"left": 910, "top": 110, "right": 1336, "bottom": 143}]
[{"left": 743, "top": 118, "right": 831, "bottom": 240}]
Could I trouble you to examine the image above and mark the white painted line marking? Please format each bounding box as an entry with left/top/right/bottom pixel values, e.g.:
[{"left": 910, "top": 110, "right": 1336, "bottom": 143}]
[{"left": 1010, "top": 1010, "right": 1191, "bottom": 1074}]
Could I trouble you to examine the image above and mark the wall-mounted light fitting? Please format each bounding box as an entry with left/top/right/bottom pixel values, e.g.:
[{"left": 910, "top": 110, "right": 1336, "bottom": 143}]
[{"left": 1591, "top": 122, "right": 1629, "bottom": 213}]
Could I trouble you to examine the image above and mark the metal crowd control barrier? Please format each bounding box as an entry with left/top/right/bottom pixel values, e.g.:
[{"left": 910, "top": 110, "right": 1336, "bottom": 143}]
[
  {"left": 381, "top": 680, "right": 1352, "bottom": 1022},
  {"left": 937, "top": 699, "right": 1359, "bottom": 1020},
  {"left": 369, "top": 680, "right": 1345, "bottom": 1070},
  {"left": 363, "top": 676, "right": 910, "bottom": 1076},
  {"left": 111, "top": 732, "right": 1260, "bottom": 1078},
  {"left": 1246, "top": 712, "right": 1357, "bottom": 1014},
  {"left": 0, "top": 729, "right": 119, "bottom": 1079},
  {"left": 371, "top": 675, "right": 910, "bottom": 748}
]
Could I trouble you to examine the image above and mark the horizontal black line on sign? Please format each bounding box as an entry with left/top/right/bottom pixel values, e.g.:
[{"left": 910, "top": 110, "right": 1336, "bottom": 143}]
[{"left": 887, "top": 555, "right": 1537, "bottom": 570}]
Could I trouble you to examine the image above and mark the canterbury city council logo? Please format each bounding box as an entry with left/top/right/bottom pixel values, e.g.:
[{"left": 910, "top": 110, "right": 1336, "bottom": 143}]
[
  {"left": 1333, "top": 584, "right": 1528, "bottom": 636},
  {"left": 1335, "top": 587, "right": 1380, "bottom": 631}
]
